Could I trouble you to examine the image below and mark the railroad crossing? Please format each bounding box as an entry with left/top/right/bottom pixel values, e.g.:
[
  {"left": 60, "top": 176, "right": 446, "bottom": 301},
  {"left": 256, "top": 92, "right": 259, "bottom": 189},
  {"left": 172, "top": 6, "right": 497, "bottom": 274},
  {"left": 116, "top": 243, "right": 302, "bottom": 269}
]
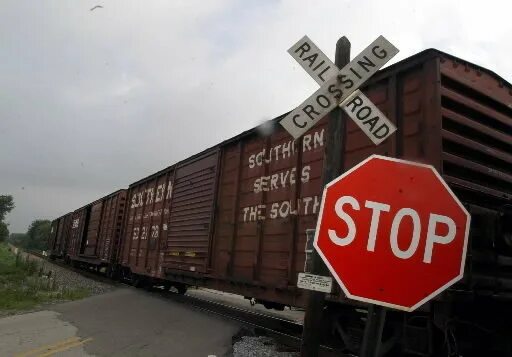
[
  {"left": 283, "top": 33, "right": 470, "bottom": 357},
  {"left": 280, "top": 35, "right": 398, "bottom": 144}
]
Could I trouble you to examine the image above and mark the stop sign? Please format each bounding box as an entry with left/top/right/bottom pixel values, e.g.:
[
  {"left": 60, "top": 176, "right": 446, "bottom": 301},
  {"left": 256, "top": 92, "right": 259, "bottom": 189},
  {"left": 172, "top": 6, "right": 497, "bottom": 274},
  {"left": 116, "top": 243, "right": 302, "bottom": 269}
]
[{"left": 314, "top": 155, "right": 470, "bottom": 311}]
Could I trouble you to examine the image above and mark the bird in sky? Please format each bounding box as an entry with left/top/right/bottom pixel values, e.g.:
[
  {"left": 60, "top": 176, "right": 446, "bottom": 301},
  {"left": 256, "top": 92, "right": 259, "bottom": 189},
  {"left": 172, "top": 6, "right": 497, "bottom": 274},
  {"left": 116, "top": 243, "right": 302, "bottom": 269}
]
[{"left": 90, "top": 5, "right": 103, "bottom": 11}]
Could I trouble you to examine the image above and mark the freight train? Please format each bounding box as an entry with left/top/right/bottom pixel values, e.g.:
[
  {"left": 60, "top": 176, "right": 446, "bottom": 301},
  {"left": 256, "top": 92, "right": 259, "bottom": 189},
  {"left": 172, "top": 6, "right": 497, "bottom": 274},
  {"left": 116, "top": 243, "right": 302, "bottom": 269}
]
[{"left": 47, "top": 49, "right": 512, "bottom": 356}]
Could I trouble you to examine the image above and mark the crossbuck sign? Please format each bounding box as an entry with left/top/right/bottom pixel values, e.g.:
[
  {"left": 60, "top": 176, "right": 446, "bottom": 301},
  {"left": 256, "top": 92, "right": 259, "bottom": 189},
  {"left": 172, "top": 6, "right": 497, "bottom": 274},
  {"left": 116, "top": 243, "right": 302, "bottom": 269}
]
[{"left": 280, "top": 35, "right": 399, "bottom": 144}]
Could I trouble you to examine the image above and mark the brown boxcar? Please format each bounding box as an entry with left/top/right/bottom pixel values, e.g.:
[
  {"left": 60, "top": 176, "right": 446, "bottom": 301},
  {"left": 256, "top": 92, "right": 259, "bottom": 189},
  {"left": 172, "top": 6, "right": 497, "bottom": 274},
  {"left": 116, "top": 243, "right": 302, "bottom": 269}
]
[
  {"left": 119, "top": 166, "right": 174, "bottom": 279},
  {"left": 156, "top": 49, "right": 511, "bottom": 310},
  {"left": 67, "top": 189, "right": 127, "bottom": 267},
  {"left": 118, "top": 150, "right": 220, "bottom": 283},
  {"left": 48, "top": 212, "right": 73, "bottom": 258}
]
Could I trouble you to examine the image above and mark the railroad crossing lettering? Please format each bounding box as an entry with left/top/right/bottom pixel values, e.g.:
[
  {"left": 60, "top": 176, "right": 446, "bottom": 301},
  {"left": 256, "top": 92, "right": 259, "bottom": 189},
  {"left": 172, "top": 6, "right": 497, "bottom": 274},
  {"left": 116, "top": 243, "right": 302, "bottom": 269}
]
[
  {"left": 287, "top": 36, "right": 338, "bottom": 85},
  {"left": 343, "top": 91, "right": 396, "bottom": 145},
  {"left": 280, "top": 35, "right": 398, "bottom": 142}
]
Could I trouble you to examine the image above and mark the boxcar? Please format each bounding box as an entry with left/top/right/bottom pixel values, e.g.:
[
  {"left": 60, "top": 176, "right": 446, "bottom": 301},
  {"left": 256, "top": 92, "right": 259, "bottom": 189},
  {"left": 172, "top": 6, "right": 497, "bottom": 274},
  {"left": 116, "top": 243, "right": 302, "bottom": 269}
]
[
  {"left": 117, "top": 150, "right": 220, "bottom": 290},
  {"left": 128, "top": 48, "right": 511, "bottom": 355},
  {"left": 66, "top": 189, "right": 127, "bottom": 269}
]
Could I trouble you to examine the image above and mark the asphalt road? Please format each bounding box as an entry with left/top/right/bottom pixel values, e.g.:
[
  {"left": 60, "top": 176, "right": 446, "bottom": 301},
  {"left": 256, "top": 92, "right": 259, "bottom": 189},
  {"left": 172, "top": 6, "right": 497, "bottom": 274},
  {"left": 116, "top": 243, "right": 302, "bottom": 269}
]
[{"left": 0, "top": 287, "right": 241, "bottom": 357}]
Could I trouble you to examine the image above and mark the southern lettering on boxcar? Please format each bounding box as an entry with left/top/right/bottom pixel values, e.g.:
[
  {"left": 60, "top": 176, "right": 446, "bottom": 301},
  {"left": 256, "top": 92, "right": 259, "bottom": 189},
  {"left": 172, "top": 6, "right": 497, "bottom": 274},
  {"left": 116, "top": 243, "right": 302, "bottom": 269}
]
[
  {"left": 212, "top": 122, "right": 326, "bottom": 288},
  {"left": 121, "top": 168, "right": 174, "bottom": 277}
]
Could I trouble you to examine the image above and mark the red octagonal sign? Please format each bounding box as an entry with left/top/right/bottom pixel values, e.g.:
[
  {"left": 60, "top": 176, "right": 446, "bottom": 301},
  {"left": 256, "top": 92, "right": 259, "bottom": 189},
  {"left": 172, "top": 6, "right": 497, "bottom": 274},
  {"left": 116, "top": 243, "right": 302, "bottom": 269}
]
[{"left": 314, "top": 155, "right": 471, "bottom": 311}]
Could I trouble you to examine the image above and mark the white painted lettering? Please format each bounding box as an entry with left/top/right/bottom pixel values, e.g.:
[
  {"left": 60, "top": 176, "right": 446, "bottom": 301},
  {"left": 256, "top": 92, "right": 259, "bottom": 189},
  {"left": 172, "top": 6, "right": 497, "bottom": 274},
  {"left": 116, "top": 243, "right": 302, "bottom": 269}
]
[
  {"left": 328, "top": 196, "right": 360, "bottom": 246},
  {"left": 301, "top": 166, "right": 310, "bottom": 183},
  {"left": 270, "top": 203, "right": 279, "bottom": 219},
  {"left": 423, "top": 214, "right": 456, "bottom": 263},
  {"left": 303, "top": 134, "right": 312, "bottom": 151},
  {"left": 290, "top": 168, "right": 296, "bottom": 185},
  {"left": 279, "top": 201, "right": 290, "bottom": 217},
  {"left": 312, "top": 195, "right": 320, "bottom": 214},
  {"left": 253, "top": 178, "right": 262, "bottom": 193},
  {"left": 365, "top": 200, "right": 391, "bottom": 252},
  {"left": 390, "top": 208, "right": 421, "bottom": 259},
  {"left": 249, "top": 206, "right": 257, "bottom": 221},
  {"left": 282, "top": 141, "right": 292, "bottom": 158},
  {"left": 303, "top": 197, "right": 312, "bottom": 214},
  {"left": 313, "top": 129, "right": 324, "bottom": 149},
  {"left": 261, "top": 176, "right": 269, "bottom": 192},
  {"left": 270, "top": 174, "right": 278, "bottom": 190},
  {"left": 243, "top": 207, "right": 250, "bottom": 222}
]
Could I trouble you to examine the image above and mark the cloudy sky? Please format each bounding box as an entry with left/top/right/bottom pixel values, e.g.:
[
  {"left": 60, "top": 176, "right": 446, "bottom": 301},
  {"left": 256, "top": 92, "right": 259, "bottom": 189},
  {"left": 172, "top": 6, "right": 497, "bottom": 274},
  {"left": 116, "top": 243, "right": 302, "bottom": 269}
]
[{"left": 1, "top": 0, "right": 511, "bottom": 232}]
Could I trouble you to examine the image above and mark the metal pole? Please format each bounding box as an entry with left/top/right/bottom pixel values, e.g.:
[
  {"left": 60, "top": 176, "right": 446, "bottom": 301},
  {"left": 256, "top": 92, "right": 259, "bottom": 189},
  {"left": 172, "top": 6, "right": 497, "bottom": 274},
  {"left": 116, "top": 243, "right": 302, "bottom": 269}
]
[
  {"left": 300, "top": 36, "right": 351, "bottom": 357},
  {"left": 360, "top": 305, "right": 387, "bottom": 357}
]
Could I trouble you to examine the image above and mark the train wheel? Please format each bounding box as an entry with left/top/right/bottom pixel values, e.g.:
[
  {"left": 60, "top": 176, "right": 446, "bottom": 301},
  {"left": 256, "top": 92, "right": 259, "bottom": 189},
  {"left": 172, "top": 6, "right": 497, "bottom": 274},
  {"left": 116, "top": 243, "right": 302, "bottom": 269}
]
[
  {"left": 144, "top": 279, "right": 155, "bottom": 292},
  {"left": 106, "top": 266, "right": 119, "bottom": 280},
  {"left": 175, "top": 284, "right": 187, "bottom": 295},
  {"left": 133, "top": 275, "right": 146, "bottom": 289}
]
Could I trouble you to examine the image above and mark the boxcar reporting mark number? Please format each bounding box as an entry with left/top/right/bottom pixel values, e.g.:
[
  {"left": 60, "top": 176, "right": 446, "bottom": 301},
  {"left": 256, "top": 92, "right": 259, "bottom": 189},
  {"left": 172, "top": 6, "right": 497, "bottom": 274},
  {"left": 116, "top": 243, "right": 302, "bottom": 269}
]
[{"left": 280, "top": 35, "right": 399, "bottom": 144}]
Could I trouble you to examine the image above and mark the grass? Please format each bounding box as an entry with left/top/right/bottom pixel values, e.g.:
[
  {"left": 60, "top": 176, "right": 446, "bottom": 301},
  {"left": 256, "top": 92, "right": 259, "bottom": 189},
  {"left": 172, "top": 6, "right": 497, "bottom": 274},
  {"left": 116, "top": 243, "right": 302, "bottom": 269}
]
[{"left": 0, "top": 243, "right": 90, "bottom": 312}]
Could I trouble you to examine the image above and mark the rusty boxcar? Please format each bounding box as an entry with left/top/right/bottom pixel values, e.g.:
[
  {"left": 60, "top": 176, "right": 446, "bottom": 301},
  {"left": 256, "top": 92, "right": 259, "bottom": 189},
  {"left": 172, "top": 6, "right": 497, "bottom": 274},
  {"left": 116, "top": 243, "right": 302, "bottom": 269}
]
[{"left": 66, "top": 189, "right": 127, "bottom": 269}]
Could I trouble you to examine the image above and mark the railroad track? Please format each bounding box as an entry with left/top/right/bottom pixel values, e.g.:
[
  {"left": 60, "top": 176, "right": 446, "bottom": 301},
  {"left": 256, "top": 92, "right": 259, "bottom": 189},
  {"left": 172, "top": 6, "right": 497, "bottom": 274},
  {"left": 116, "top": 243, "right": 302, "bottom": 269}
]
[
  {"left": 21, "top": 248, "right": 350, "bottom": 356},
  {"left": 159, "top": 290, "right": 349, "bottom": 356},
  {"left": 25, "top": 249, "right": 46, "bottom": 259}
]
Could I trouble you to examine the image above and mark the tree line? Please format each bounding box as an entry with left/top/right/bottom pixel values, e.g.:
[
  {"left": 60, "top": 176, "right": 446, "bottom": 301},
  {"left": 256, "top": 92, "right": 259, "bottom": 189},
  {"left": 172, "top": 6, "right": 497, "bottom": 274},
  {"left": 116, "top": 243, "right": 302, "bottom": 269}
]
[{"left": 1, "top": 194, "right": 50, "bottom": 251}]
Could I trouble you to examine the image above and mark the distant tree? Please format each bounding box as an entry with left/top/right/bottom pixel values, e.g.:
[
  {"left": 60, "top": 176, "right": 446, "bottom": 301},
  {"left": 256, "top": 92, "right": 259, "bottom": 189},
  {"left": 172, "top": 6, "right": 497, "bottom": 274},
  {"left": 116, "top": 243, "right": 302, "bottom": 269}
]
[
  {"left": 26, "top": 220, "right": 51, "bottom": 251},
  {"left": 0, "top": 222, "right": 8, "bottom": 242},
  {"left": 8, "top": 232, "right": 27, "bottom": 246},
  {"left": 0, "top": 195, "right": 15, "bottom": 222}
]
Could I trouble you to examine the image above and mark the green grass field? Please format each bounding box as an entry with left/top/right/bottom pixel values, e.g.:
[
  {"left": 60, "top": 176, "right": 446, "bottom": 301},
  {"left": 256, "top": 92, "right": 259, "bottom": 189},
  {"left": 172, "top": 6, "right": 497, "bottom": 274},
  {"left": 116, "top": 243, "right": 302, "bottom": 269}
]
[{"left": 0, "top": 243, "right": 89, "bottom": 312}]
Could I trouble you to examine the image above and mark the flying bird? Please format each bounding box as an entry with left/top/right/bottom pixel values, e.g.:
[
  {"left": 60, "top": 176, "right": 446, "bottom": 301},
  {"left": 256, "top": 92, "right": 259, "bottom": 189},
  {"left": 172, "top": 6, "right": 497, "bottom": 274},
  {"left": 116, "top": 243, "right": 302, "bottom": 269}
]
[{"left": 90, "top": 5, "right": 103, "bottom": 11}]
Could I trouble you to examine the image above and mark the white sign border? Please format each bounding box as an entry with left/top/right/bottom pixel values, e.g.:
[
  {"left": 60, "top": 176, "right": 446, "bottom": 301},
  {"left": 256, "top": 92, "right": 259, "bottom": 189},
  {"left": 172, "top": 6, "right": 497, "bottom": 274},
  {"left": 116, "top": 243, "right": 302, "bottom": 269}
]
[{"left": 312, "top": 154, "right": 471, "bottom": 312}]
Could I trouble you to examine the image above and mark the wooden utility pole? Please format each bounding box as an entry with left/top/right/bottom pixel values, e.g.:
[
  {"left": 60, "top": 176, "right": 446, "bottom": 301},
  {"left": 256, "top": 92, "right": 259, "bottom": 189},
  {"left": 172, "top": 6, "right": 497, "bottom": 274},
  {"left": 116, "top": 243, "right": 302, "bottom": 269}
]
[{"left": 300, "top": 36, "right": 351, "bottom": 357}]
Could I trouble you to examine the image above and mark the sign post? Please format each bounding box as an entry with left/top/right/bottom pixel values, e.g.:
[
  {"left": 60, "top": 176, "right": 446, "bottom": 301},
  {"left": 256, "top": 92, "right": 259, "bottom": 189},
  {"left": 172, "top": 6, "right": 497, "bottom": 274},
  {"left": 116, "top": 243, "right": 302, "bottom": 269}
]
[
  {"left": 300, "top": 36, "right": 351, "bottom": 357},
  {"left": 360, "top": 305, "right": 387, "bottom": 357}
]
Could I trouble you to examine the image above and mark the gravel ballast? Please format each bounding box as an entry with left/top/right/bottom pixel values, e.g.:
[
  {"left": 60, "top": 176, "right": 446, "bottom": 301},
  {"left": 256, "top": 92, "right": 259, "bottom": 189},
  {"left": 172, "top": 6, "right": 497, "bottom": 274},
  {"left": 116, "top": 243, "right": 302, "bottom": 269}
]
[
  {"left": 20, "top": 251, "right": 114, "bottom": 295},
  {"left": 233, "top": 336, "right": 298, "bottom": 357},
  {"left": 39, "top": 260, "right": 113, "bottom": 295}
]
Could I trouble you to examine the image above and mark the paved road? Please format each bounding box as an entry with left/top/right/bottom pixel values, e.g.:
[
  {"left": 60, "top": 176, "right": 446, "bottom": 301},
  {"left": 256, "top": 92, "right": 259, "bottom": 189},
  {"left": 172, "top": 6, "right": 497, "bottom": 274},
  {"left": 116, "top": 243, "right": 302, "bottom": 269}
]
[{"left": 0, "top": 287, "right": 241, "bottom": 357}]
